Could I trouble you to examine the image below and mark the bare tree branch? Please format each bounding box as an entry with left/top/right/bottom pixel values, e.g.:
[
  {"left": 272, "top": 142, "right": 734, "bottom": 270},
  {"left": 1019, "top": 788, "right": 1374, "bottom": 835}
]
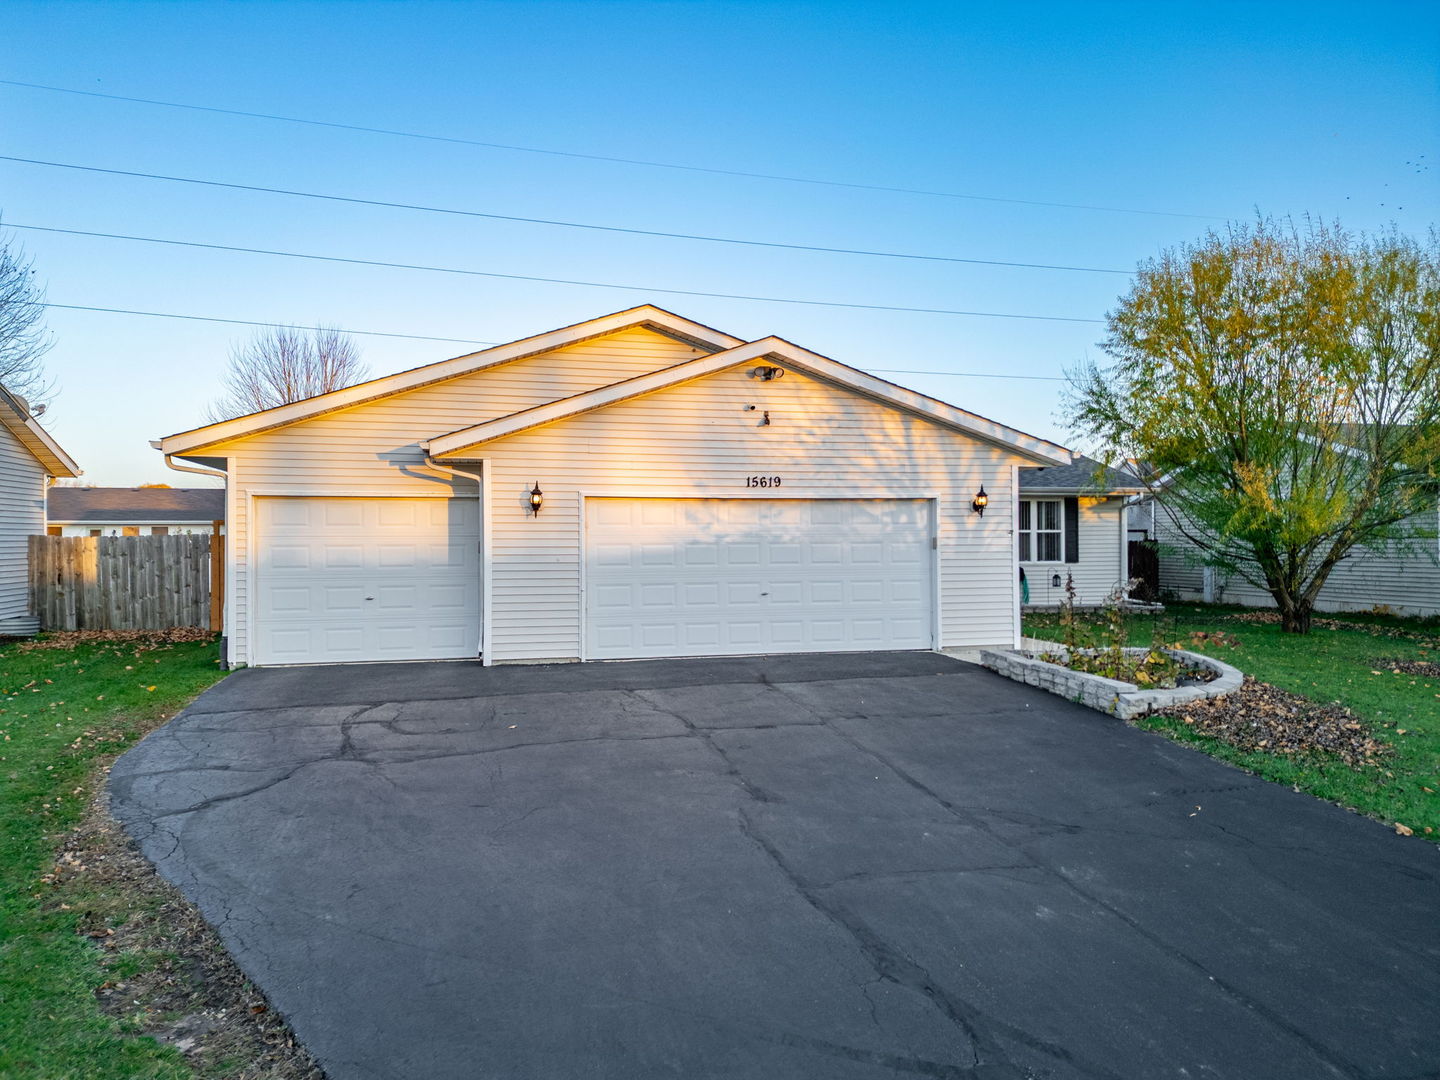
[
  {"left": 208, "top": 325, "right": 368, "bottom": 421},
  {"left": 0, "top": 220, "right": 54, "bottom": 406}
]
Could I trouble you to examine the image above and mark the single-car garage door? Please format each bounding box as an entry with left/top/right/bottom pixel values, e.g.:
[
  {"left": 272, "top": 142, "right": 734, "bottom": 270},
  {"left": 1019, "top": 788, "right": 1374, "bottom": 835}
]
[
  {"left": 254, "top": 497, "right": 480, "bottom": 666},
  {"left": 585, "top": 498, "right": 933, "bottom": 660}
]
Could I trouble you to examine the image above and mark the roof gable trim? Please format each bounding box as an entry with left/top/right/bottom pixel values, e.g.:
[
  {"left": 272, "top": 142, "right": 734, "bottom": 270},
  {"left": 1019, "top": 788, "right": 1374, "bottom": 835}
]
[
  {"left": 158, "top": 306, "right": 743, "bottom": 455},
  {"left": 426, "top": 337, "right": 1071, "bottom": 465}
]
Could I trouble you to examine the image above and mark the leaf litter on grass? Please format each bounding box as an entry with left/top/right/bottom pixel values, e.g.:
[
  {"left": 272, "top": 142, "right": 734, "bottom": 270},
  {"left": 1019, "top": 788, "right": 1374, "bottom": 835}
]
[{"left": 1165, "top": 676, "right": 1392, "bottom": 769}]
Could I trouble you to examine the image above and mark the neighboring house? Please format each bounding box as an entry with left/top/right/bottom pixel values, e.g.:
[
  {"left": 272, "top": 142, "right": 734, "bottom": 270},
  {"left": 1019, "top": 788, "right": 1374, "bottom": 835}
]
[
  {"left": 158, "top": 305, "right": 1073, "bottom": 668},
  {"left": 1017, "top": 457, "right": 1143, "bottom": 608},
  {"left": 1155, "top": 502, "right": 1440, "bottom": 616},
  {"left": 46, "top": 487, "right": 225, "bottom": 537},
  {"left": 0, "top": 385, "right": 81, "bottom": 635}
]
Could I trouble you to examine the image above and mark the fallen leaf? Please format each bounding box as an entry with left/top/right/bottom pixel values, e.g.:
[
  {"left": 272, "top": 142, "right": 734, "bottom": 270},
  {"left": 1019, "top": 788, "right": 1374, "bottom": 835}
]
[{"left": 1395, "top": 823, "right": 1414, "bottom": 836}]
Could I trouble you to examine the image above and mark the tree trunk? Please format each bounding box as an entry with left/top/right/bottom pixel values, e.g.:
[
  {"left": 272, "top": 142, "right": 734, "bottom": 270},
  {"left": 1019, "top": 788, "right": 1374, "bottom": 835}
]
[{"left": 1278, "top": 598, "right": 1313, "bottom": 634}]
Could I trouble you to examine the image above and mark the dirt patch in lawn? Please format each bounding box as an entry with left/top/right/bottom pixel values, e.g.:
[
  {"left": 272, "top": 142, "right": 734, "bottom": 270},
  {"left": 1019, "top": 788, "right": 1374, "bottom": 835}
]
[
  {"left": 1165, "top": 676, "right": 1392, "bottom": 770},
  {"left": 43, "top": 788, "right": 324, "bottom": 1079}
]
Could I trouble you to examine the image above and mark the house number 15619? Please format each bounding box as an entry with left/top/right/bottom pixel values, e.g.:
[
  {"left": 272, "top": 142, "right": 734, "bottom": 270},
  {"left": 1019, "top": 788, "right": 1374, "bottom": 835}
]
[{"left": 746, "top": 476, "right": 782, "bottom": 488}]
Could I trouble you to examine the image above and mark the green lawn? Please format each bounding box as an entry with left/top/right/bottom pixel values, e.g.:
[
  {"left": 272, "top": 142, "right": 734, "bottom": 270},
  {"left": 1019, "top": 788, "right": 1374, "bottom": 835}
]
[
  {"left": 1024, "top": 604, "right": 1440, "bottom": 838},
  {"left": 0, "top": 636, "right": 226, "bottom": 1080}
]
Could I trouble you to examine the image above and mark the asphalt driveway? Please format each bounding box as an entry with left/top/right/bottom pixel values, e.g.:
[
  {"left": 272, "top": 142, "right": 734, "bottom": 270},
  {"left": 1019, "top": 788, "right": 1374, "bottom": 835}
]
[{"left": 110, "top": 652, "right": 1439, "bottom": 1080}]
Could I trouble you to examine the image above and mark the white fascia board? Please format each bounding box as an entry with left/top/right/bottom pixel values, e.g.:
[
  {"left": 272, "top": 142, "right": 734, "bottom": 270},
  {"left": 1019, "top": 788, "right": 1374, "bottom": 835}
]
[
  {"left": 158, "top": 305, "right": 743, "bottom": 455},
  {"left": 429, "top": 336, "right": 1073, "bottom": 465},
  {"left": 0, "top": 390, "right": 81, "bottom": 477}
]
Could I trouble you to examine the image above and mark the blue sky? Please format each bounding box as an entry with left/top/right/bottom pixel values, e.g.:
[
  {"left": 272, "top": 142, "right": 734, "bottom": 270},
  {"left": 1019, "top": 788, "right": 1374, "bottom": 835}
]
[{"left": 3, "top": 0, "right": 1437, "bottom": 485}]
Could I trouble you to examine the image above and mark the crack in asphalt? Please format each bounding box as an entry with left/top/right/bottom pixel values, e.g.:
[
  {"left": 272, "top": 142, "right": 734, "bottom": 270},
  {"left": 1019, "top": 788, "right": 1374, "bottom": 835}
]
[
  {"left": 778, "top": 685, "right": 1365, "bottom": 1080},
  {"left": 111, "top": 668, "right": 1427, "bottom": 1080}
]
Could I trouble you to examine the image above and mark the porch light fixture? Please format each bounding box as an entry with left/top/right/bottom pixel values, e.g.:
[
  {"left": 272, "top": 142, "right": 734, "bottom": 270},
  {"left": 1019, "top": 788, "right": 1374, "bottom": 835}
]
[
  {"left": 971, "top": 485, "right": 989, "bottom": 515},
  {"left": 529, "top": 482, "right": 544, "bottom": 516}
]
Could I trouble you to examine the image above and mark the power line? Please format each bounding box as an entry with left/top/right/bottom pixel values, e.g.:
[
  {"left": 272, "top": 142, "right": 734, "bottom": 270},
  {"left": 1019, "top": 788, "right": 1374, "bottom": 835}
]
[
  {"left": 8, "top": 222, "right": 1107, "bottom": 324},
  {"left": 0, "top": 77, "right": 1224, "bottom": 221},
  {"left": 35, "top": 301, "right": 1066, "bottom": 381},
  {"left": 0, "top": 155, "right": 1129, "bottom": 276},
  {"left": 38, "top": 303, "right": 497, "bottom": 345}
]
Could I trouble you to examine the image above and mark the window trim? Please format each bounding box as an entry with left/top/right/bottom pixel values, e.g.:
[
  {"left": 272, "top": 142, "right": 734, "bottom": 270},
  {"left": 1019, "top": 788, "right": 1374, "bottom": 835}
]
[{"left": 1019, "top": 497, "right": 1065, "bottom": 563}]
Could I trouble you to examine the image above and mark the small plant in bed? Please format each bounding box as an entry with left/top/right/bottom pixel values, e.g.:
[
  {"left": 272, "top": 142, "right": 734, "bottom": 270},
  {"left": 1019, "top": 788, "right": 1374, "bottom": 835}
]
[{"left": 1041, "top": 576, "right": 1210, "bottom": 687}]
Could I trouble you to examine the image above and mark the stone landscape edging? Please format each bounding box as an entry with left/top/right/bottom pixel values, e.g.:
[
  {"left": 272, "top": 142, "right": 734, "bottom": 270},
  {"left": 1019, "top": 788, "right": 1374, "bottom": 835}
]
[{"left": 979, "top": 639, "right": 1243, "bottom": 720}]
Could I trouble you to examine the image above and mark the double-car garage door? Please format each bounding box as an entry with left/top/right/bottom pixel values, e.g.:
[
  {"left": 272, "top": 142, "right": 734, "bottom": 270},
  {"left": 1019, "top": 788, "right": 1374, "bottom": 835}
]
[
  {"left": 253, "top": 495, "right": 932, "bottom": 665},
  {"left": 584, "top": 498, "right": 933, "bottom": 660}
]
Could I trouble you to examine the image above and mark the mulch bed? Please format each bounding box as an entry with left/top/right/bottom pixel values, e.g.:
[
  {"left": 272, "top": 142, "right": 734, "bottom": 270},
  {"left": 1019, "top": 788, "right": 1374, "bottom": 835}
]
[
  {"left": 1164, "top": 676, "right": 1391, "bottom": 769},
  {"left": 44, "top": 789, "right": 324, "bottom": 1079}
]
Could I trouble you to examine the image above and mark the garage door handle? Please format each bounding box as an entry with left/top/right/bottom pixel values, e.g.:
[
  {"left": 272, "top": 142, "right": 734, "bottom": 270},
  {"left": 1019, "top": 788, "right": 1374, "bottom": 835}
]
[{"left": 364, "top": 596, "right": 375, "bottom": 601}]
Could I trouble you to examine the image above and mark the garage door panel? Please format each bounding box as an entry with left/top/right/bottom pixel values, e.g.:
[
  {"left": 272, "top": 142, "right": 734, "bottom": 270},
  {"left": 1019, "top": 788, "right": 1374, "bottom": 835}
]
[
  {"left": 585, "top": 498, "right": 932, "bottom": 660},
  {"left": 255, "top": 497, "right": 480, "bottom": 666}
]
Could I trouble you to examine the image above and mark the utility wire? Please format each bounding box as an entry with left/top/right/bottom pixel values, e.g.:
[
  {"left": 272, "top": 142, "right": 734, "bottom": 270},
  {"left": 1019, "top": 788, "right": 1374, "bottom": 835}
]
[
  {"left": 35, "top": 301, "right": 1066, "bottom": 381},
  {"left": 8, "top": 222, "right": 1106, "bottom": 324},
  {"left": 37, "top": 303, "right": 497, "bottom": 345},
  {"left": 0, "top": 78, "right": 1224, "bottom": 221},
  {"left": 0, "top": 155, "right": 1129, "bottom": 275}
]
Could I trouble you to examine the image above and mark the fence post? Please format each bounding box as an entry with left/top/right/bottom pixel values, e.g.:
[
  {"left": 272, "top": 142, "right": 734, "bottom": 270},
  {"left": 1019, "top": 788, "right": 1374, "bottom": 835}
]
[{"left": 209, "top": 521, "right": 224, "bottom": 633}]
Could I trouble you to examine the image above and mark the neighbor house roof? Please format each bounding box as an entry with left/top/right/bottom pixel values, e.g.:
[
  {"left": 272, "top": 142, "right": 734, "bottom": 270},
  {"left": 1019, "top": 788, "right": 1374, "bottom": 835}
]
[
  {"left": 426, "top": 335, "right": 1072, "bottom": 465},
  {"left": 0, "top": 385, "right": 80, "bottom": 477},
  {"left": 47, "top": 487, "right": 225, "bottom": 524},
  {"left": 1020, "top": 455, "right": 1143, "bottom": 495}
]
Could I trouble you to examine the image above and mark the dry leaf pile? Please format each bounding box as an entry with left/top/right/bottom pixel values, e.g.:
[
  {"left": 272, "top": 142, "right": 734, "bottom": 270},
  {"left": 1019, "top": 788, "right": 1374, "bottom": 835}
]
[
  {"left": 1227, "top": 610, "right": 1440, "bottom": 647},
  {"left": 18, "top": 628, "right": 216, "bottom": 653},
  {"left": 1166, "top": 676, "right": 1391, "bottom": 769},
  {"left": 1373, "top": 658, "right": 1440, "bottom": 678}
]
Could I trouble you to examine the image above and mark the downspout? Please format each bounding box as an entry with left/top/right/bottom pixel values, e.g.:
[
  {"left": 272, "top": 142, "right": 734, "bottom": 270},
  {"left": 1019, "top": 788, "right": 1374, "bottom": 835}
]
[
  {"left": 422, "top": 453, "right": 479, "bottom": 489},
  {"left": 422, "top": 454, "right": 486, "bottom": 662},
  {"left": 156, "top": 447, "right": 229, "bottom": 667}
]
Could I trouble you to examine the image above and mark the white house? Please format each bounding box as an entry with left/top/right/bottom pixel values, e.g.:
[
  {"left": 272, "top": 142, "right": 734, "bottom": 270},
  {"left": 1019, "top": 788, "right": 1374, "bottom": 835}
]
[
  {"left": 0, "top": 385, "right": 80, "bottom": 635},
  {"left": 46, "top": 487, "right": 225, "bottom": 537},
  {"left": 1017, "top": 457, "right": 1143, "bottom": 608},
  {"left": 158, "top": 306, "right": 1072, "bottom": 668},
  {"left": 1156, "top": 501, "right": 1440, "bottom": 616}
]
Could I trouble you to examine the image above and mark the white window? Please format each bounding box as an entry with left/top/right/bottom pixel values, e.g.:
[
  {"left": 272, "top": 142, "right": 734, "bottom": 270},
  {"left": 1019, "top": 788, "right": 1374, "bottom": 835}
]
[{"left": 1020, "top": 499, "right": 1064, "bottom": 562}]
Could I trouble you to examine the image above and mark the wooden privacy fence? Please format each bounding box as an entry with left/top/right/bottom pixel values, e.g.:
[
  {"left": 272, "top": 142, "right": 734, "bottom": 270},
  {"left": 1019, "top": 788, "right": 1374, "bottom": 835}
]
[
  {"left": 28, "top": 532, "right": 223, "bottom": 632},
  {"left": 1128, "top": 539, "right": 1160, "bottom": 603}
]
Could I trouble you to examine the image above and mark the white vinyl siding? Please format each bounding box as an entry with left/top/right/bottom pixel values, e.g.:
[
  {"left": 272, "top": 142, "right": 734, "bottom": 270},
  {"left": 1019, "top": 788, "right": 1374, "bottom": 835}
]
[
  {"left": 476, "top": 364, "right": 1025, "bottom": 662},
  {"left": 0, "top": 421, "right": 47, "bottom": 627},
  {"left": 1020, "top": 497, "right": 1127, "bottom": 608},
  {"left": 210, "top": 327, "right": 706, "bottom": 663},
  {"left": 1158, "top": 503, "right": 1440, "bottom": 615}
]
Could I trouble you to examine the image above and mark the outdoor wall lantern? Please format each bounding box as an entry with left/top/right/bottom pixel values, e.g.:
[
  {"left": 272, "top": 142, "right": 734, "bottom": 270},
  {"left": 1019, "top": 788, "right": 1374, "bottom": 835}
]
[
  {"left": 971, "top": 485, "right": 989, "bottom": 515},
  {"left": 529, "top": 482, "right": 544, "bottom": 516},
  {"left": 1051, "top": 573, "right": 1063, "bottom": 588}
]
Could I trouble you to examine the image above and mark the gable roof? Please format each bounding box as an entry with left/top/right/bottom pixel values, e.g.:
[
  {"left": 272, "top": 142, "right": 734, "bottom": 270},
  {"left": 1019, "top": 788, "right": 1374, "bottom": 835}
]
[
  {"left": 427, "top": 336, "right": 1071, "bottom": 465},
  {"left": 159, "top": 305, "right": 743, "bottom": 456},
  {"left": 48, "top": 487, "right": 225, "bottom": 523},
  {"left": 1020, "top": 455, "right": 1142, "bottom": 495},
  {"left": 0, "top": 385, "right": 80, "bottom": 477}
]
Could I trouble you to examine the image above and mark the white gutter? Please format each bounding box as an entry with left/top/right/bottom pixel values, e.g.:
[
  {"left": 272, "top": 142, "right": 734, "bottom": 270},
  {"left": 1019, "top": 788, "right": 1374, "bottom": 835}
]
[
  {"left": 422, "top": 454, "right": 481, "bottom": 489},
  {"left": 162, "top": 453, "right": 228, "bottom": 481}
]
